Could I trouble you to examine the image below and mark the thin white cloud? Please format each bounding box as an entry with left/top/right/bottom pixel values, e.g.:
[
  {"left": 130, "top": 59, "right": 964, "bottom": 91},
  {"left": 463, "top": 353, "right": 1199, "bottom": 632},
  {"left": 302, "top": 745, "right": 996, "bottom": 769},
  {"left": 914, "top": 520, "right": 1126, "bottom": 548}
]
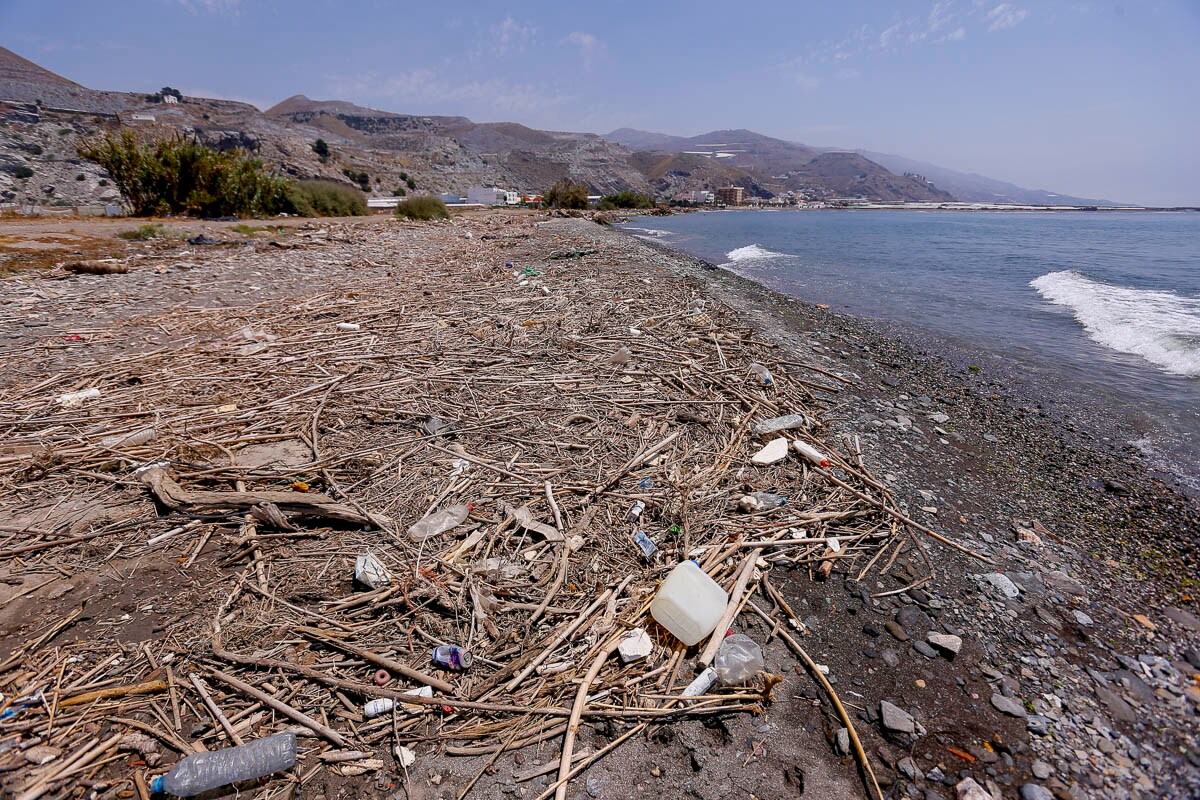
[
  {"left": 945, "top": 26, "right": 967, "bottom": 41},
  {"left": 176, "top": 0, "right": 241, "bottom": 13},
  {"left": 794, "top": 71, "right": 821, "bottom": 91},
  {"left": 879, "top": 23, "right": 903, "bottom": 48},
  {"left": 328, "top": 69, "right": 568, "bottom": 118},
  {"left": 561, "top": 32, "right": 605, "bottom": 71},
  {"left": 491, "top": 16, "right": 536, "bottom": 56},
  {"left": 986, "top": 3, "right": 1029, "bottom": 31}
]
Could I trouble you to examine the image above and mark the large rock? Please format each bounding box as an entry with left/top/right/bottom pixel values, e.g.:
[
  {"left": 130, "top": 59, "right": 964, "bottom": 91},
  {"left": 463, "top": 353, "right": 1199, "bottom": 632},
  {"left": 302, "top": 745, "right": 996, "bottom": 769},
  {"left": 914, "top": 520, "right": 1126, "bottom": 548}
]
[
  {"left": 956, "top": 777, "right": 991, "bottom": 800},
  {"left": 880, "top": 700, "right": 916, "bottom": 734},
  {"left": 1164, "top": 606, "right": 1200, "bottom": 632},
  {"left": 1020, "top": 784, "right": 1054, "bottom": 800},
  {"left": 928, "top": 632, "right": 963, "bottom": 657},
  {"left": 990, "top": 693, "right": 1026, "bottom": 718},
  {"left": 975, "top": 572, "right": 1020, "bottom": 600},
  {"left": 1042, "top": 570, "right": 1086, "bottom": 596}
]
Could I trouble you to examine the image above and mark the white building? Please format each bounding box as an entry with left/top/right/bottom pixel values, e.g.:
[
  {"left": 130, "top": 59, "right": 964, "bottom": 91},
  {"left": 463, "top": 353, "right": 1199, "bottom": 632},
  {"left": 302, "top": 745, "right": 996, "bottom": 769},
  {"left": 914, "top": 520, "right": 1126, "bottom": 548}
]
[{"left": 467, "top": 186, "right": 508, "bottom": 206}]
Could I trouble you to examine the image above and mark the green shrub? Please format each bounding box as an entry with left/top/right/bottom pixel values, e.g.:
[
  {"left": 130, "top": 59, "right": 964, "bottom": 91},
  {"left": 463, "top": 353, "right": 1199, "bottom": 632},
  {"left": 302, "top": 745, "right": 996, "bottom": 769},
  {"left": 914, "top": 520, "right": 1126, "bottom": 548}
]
[
  {"left": 312, "top": 138, "right": 329, "bottom": 160},
  {"left": 58, "top": 128, "right": 73, "bottom": 136},
  {"left": 405, "top": 176, "right": 416, "bottom": 190},
  {"left": 341, "top": 168, "right": 370, "bottom": 190},
  {"left": 599, "top": 190, "right": 653, "bottom": 210},
  {"left": 392, "top": 186, "right": 406, "bottom": 197},
  {"left": 76, "top": 174, "right": 86, "bottom": 181},
  {"left": 394, "top": 195, "right": 448, "bottom": 221},
  {"left": 77, "top": 131, "right": 291, "bottom": 217},
  {"left": 545, "top": 178, "right": 589, "bottom": 209},
  {"left": 99, "top": 179, "right": 108, "bottom": 186},
  {"left": 14, "top": 166, "right": 33, "bottom": 179},
  {"left": 117, "top": 223, "right": 164, "bottom": 240},
  {"left": 285, "top": 179, "right": 367, "bottom": 217},
  {"left": 29, "top": 144, "right": 43, "bottom": 155}
]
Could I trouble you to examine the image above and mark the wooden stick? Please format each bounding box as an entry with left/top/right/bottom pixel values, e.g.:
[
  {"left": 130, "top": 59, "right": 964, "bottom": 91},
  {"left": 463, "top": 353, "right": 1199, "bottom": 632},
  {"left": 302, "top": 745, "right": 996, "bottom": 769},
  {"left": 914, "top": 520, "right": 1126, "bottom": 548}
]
[
  {"left": 698, "top": 549, "right": 761, "bottom": 666},
  {"left": 59, "top": 679, "right": 167, "bottom": 708},
  {"left": 555, "top": 633, "right": 622, "bottom": 800},
  {"left": 748, "top": 600, "right": 882, "bottom": 800},
  {"left": 207, "top": 668, "right": 349, "bottom": 747}
]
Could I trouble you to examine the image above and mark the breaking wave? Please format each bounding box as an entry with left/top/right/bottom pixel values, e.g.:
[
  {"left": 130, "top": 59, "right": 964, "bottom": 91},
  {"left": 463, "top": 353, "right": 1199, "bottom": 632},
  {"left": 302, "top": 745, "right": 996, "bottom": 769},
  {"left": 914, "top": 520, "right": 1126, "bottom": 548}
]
[
  {"left": 625, "top": 226, "right": 672, "bottom": 238},
  {"left": 724, "top": 244, "right": 787, "bottom": 263},
  {"left": 1031, "top": 270, "right": 1200, "bottom": 377}
]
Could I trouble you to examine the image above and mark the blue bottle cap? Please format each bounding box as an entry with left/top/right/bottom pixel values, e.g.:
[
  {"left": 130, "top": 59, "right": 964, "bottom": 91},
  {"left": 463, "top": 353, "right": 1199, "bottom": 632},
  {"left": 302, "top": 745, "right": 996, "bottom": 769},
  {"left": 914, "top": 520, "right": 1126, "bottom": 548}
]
[{"left": 150, "top": 776, "right": 164, "bottom": 794}]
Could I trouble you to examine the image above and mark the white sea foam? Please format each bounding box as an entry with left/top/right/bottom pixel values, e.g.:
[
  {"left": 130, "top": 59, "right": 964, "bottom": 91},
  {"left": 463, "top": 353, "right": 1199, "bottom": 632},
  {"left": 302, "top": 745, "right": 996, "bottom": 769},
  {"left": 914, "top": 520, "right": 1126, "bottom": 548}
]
[
  {"left": 724, "top": 244, "right": 786, "bottom": 263},
  {"left": 626, "top": 226, "right": 671, "bottom": 238},
  {"left": 1031, "top": 270, "right": 1200, "bottom": 377}
]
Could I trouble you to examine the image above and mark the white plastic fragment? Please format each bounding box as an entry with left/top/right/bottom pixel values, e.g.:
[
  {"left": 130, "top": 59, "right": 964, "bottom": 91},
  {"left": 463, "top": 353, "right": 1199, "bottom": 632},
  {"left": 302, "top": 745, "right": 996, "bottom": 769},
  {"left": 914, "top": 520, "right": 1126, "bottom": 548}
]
[
  {"left": 791, "top": 439, "right": 831, "bottom": 467},
  {"left": 681, "top": 668, "right": 718, "bottom": 702},
  {"left": 57, "top": 387, "right": 101, "bottom": 408},
  {"left": 354, "top": 551, "right": 391, "bottom": 589},
  {"left": 751, "top": 438, "right": 789, "bottom": 466},
  {"left": 395, "top": 745, "right": 416, "bottom": 768},
  {"left": 617, "top": 628, "right": 653, "bottom": 663},
  {"left": 336, "top": 322, "right": 361, "bottom": 332}
]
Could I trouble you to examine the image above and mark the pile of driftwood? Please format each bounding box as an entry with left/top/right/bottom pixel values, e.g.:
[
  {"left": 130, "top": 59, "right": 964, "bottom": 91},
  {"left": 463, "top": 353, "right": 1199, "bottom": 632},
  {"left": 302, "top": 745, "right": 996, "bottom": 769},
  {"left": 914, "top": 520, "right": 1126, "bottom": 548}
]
[{"left": 0, "top": 216, "right": 982, "bottom": 799}]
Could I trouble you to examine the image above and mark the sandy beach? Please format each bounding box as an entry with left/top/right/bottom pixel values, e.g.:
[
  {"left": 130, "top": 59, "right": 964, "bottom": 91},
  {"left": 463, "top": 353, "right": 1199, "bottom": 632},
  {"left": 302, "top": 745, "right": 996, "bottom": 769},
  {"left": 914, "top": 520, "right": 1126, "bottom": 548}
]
[{"left": 1, "top": 210, "right": 1196, "bottom": 800}]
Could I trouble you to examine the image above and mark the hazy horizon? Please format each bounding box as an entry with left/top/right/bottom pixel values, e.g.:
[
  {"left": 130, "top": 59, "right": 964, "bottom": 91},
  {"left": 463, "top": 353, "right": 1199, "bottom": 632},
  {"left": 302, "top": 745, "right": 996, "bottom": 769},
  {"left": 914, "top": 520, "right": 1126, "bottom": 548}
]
[{"left": 3, "top": 0, "right": 1198, "bottom": 205}]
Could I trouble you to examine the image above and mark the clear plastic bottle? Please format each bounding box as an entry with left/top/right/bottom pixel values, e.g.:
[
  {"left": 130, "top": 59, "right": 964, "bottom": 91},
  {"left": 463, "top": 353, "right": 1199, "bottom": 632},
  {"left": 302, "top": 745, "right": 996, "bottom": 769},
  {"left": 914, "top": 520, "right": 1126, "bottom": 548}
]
[
  {"left": 407, "top": 504, "right": 471, "bottom": 541},
  {"left": 608, "top": 346, "right": 632, "bottom": 366},
  {"left": 151, "top": 732, "right": 296, "bottom": 797},
  {"left": 751, "top": 492, "right": 787, "bottom": 510},
  {"left": 713, "top": 634, "right": 765, "bottom": 684},
  {"left": 752, "top": 413, "right": 809, "bottom": 436},
  {"left": 748, "top": 363, "right": 773, "bottom": 385},
  {"left": 628, "top": 500, "right": 646, "bottom": 522}
]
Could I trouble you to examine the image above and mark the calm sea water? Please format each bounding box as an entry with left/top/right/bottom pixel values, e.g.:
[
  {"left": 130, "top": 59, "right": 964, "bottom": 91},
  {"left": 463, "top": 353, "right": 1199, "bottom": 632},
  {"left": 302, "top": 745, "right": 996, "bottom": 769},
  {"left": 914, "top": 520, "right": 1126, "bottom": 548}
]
[{"left": 622, "top": 210, "right": 1200, "bottom": 487}]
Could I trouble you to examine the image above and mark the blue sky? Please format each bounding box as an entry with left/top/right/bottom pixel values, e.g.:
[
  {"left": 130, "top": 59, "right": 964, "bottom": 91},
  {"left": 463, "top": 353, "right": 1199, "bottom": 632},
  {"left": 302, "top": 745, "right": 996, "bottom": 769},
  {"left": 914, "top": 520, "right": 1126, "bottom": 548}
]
[{"left": 4, "top": 1, "right": 1199, "bottom": 204}]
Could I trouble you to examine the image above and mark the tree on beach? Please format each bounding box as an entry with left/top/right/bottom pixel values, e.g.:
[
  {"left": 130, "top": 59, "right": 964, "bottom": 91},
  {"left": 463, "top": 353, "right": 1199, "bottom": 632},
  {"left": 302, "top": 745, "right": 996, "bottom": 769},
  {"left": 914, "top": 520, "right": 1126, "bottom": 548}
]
[{"left": 545, "top": 178, "right": 589, "bottom": 209}]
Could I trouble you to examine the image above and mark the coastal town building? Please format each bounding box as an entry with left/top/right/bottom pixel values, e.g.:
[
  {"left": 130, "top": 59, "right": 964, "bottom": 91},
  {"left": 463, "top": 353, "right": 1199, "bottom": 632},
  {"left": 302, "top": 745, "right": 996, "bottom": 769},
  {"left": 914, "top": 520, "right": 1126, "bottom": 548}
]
[{"left": 716, "top": 186, "right": 745, "bottom": 205}]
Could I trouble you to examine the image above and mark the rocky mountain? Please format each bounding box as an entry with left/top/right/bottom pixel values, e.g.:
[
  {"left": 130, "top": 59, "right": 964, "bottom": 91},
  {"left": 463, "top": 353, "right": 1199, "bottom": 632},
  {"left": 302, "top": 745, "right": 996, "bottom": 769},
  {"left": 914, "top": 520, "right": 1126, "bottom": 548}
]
[
  {"left": 2, "top": 45, "right": 955, "bottom": 210},
  {"left": 857, "top": 149, "right": 1127, "bottom": 206},
  {"left": 606, "top": 127, "right": 952, "bottom": 202}
]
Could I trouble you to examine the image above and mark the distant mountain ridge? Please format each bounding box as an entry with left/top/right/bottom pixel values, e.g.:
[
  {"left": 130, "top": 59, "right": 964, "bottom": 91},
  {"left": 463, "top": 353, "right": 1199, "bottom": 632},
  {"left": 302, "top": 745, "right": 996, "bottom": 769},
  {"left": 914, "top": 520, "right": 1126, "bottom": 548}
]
[
  {"left": 0, "top": 45, "right": 1123, "bottom": 208},
  {"left": 606, "top": 123, "right": 1125, "bottom": 206},
  {"left": 605, "top": 127, "right": 951, "bottom": 202}
]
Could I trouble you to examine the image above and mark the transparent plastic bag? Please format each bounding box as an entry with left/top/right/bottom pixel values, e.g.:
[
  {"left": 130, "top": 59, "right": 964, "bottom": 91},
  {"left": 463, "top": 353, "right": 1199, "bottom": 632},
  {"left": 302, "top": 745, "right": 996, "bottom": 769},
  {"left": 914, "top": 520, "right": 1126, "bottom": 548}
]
[{"left": 713, "top": 634, "right": 764, "bottom": 684}]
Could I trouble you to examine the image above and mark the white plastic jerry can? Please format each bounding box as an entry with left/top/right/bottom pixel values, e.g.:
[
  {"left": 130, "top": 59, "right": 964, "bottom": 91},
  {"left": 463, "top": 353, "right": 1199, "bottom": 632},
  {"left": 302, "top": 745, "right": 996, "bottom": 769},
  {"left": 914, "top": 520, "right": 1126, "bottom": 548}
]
[{"left": 650, "top": 560, "right": 728, "bottom": 646}]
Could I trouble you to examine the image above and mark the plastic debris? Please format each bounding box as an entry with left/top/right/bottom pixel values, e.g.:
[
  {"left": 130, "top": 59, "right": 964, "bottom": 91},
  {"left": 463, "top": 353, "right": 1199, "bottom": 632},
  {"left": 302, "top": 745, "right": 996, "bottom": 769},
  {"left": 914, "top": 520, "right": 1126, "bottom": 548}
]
[
  {"left": 714, "top": 634, "right": 765, "bottom": 684},
  {"left": 752, "top": 413, "right": 810, "bottom": 436},
  {"left": 633, "top": 531, "right": 657, "bottom": 560},
  {"left": 617, "top": 628, "right": 653, "bottom": 663},
  {"left": 628, "top": 500, "right": 646, "bottom": 522},
  {"left": 354, "top": 551, "right": 391, "bottom": 589},
  {"left": 791, "top": 439, "right": 831, "bottom": 467},
  {"left": 681, "top": 668, "right": 718, "bottom": 701},
  {"left": 607, "top": 346, "right": 632, "bottom": 366},
  {"left": 650, "top": 560, "right": 728, "bottom": 646},
  {"left": 151, "top": 732, "right": 297, "bottom": 797},
  {"left": 751, "top": 438, "right": 789, "bottom": 465},
  {"left": 432, "top": 644, "right": 473, "bottom": 671},
  {"left": 407, "top": 504, "right": 471, "bottom": 542},
  {"left": 748, "top": 362, "right": 773, "bottom": 385},
  {"left": 57, "top": 387, "right": 101, "bottom": 408},
  {"left": 336, "top": 322, "right": 361, "bottom": 332}
]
